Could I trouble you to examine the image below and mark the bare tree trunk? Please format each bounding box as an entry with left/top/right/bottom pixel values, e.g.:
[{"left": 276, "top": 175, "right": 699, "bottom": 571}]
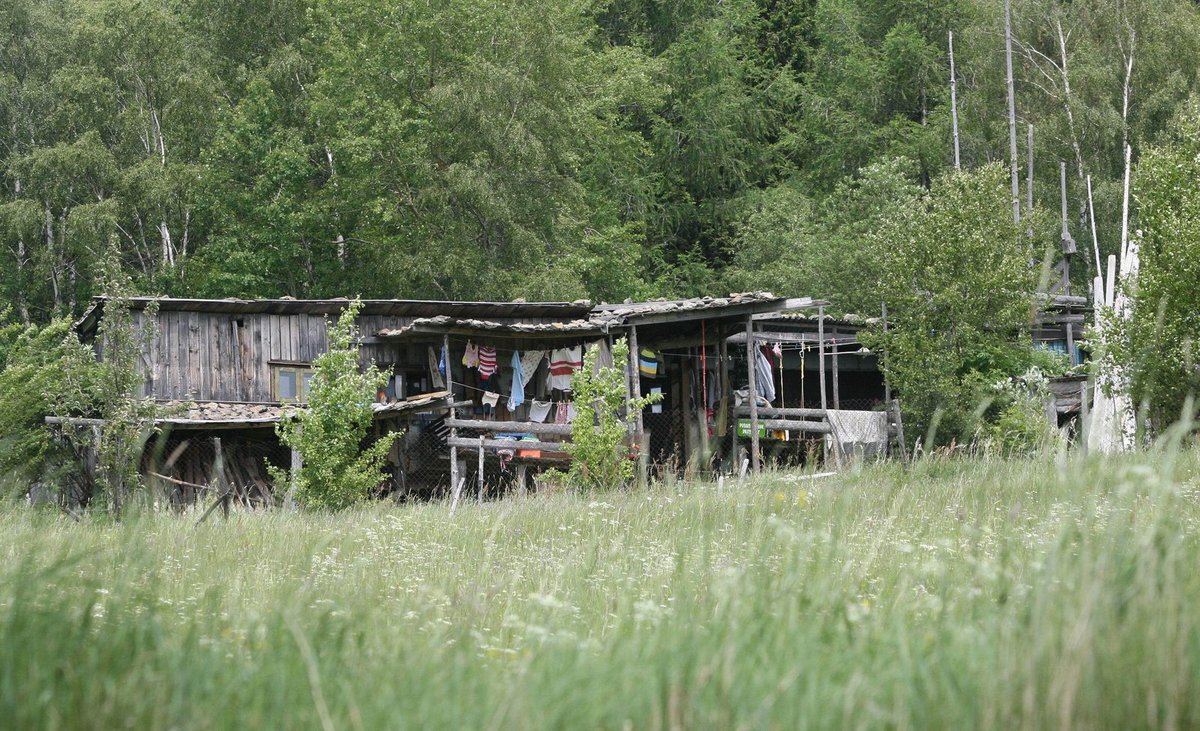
[
  {"left": 14, "top": 178, "right": 30, "bottom": 323},
  {"left": 1055, "top": 21, "right": 1086, "bottom": 181},
  {"left": 949, "top": 31, "right": 961, "bottom": 170},
  {"left": 1005, "top": 0, "right": 1021, "bottom": 225},
  {"left": 45, "top": 204, "right": 61, "bottom": 316}
]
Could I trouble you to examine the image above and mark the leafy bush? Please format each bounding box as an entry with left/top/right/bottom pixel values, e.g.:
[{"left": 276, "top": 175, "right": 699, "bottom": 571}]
[
  {"left": 271, "top": 300, "right": 397, "bottom": 510},
  {"left": 567, "top": 339, "right": 660, "bottom": 491}
]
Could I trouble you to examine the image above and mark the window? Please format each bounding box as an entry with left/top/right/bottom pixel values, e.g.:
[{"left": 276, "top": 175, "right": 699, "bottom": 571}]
[{"left": 273, "top": 364, "right": 313, "bottom": 402}]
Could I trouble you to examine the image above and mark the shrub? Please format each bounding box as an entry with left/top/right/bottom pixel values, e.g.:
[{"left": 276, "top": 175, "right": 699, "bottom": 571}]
[
  {"left": 567, "top": 339, "right": 660, "bottom": 491},
  {"left": 270, "top": 300, "right": 397, "bottom": 510}
]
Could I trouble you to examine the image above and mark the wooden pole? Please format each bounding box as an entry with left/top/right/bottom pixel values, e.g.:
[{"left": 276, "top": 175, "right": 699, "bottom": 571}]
[
  {"left": 882, "top": 301, "right": 891, "bottom": 405},
  {"left": 628, "top": 326, "right": 646, "bottom": 485},
  {"left": 446, "top": 333, "right": 458, "bottom": 500},
  {"left": 1005, "top": 0, "right": 1021, "bottom": 226},
  {"left": 1086, "top": 175, "right": 1102, "bottom": 277},
  {"left": 831, "top": 326, "right": 840, "bottom": 411},
  {"left": 1026, "top": 123, "right": 1035, "bottom": 217},
  {"left": 745, "top": 315, "right": 760, "bottom": 473},
  {"left": 818, "top": 307, "right": 828, "bottom": 414},
  {"left": 949, "top": 30, "right": 961, "bottom": 170},
  {"left": 477, "top": 435, "right": 485, "bottom": 503}
]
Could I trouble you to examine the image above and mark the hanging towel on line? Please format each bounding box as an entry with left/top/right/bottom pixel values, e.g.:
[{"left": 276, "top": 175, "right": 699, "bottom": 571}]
[
  {"left": 508, "top": 350, "right": 526, "bottom": 411},
  {"left": 478, "top": 346, "right": 498, "bottom": 378},
  {"left": 428, "top": 347, "right": 444, "bottom": 389},
  {"left": 639, "top": 348, "right": 660, "bottom": 377},
  {"left": 519, "top": 350, "right": 545, "bottom": 388},
  {"left": 549, "top": 346, "right": 582, "bottom": 391},
  {"left": 754, "top": 346, "right": 776, "bottom": 403},
  {"left": 462, "top": 341, "right": 479, "bottom": 368},
  {"left": 528, "top": 400, "right": 552, "bottom": 423}
]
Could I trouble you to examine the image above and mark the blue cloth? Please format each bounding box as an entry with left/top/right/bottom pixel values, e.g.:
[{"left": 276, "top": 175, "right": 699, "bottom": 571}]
[
  {"left": 507, "top": 350, "right": 526, "bottom": 411},
  {"left": 438, "top": 344, "right": 448, "bottom": 378}
]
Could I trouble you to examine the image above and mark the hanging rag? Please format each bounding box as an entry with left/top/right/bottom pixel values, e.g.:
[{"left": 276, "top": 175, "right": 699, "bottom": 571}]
[
  {"left": 439, "top": 343, "right": 448, "bottom": 377},
  {"left": 519, "top": 350, "right": 545, "bottom": 388},
  {"left": 638, "top": 348, "right": 659, "bottom": 376},
  {"left": 427, "top": 346, "right": 444, "bottom": 389},
  {"left": 528, "top": 400, "right": 552, "bottom": 423},
  {"left": 590, "top": 339, "right": 614, "bottom": 373},
  {"left": 549, "top": 346, "right": 582, "bottom": 391},
  {"left": 462, "top": 341, "right": 479, "bottom": 368},
  {"left": 554, "top": 401, "right": 571, "bottom": 424},
  {"left": 754, "top": 345, "right": 776, "bottom": 403},
  {"left": 507, "top": 350, "right": 526, "bottom": 411},
  {"left": 481, "top": 391, "right": 500, "bottom": 413},
  {"left": 477, "top": 346, "right": 498, "bottom": 378}
]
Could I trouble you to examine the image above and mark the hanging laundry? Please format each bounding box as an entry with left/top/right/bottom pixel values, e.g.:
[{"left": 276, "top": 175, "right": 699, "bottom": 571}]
[
  {"left": 549, "top": 346, "right": 582, "bottom": 391},
  {"left": 772, "top": 342, "right": 783, "bottom": 360},
  {"left": 638, "top": 348, "right": 660, "bottom": 376},
  {"left": 519, "top": 350, "right": 545, "bottom": 388},
  {"left": 462, "top": 341, "right": 479, "bottom": 368},
  {"left": 754, "top": 346, "right": 776, "bottom": 403},
  {"left": 507, "top": 350, "right": 526, "bottom": 411},
  {"left": 482, "top": 391, "right": 500, "bottom": 408},
  {"left": 438, "top": 343, "right": 448, "bottom": 378},
  {"left": 428, "top": 346, "right": 444, "bottom": 389},
  {"left": 589, "top": 339, "right": 614, "bottom": 373},
  {"left": 477, "top": 345, "right": 498, "bottom": 378},
  {"left": 554, "top": 400, "right": 571, "bottom": 424},
  {"left": 528, "top": 400, "right": 552, "bottom": 423}
]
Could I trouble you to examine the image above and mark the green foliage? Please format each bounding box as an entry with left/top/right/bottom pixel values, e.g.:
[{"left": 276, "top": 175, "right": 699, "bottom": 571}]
[
  {"left": 1126, "top": 98, "right": 1200, "bottom": 428},
  {"left": 860, "top": 164, "right": 1043, "bottom": 446},
  {"left": 0, "top": 316, "right": 97, "bottom": 495},
  {"left": 81, "top": 256, "right": 161, "bottom": 514},
  {"left": 567, "top": 339, "right": 661, "bottom": 491},
  {"left": 270, "top": 300, "right": 396, "bottom": 511}
]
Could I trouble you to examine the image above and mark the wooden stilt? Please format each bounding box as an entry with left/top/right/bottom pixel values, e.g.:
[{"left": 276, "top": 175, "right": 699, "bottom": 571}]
[
  {"left": 746, "top": 315, "right": 760, "bottom": 473},
  {"left": 628, "top": 326, "right": 646, "bottom": 486},
  {"left": 446, "top": 334, "right": 458, "bottom": 501}
]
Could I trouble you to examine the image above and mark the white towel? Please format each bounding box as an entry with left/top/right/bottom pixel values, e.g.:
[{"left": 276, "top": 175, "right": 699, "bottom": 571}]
[{"left": 528, "top": 400, "right": 552, "bottom": 423}]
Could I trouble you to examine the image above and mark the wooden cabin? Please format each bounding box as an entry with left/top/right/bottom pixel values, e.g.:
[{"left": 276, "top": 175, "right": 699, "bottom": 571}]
[{"left": 71, "top": 293, "right": 893, "bottom": 505}]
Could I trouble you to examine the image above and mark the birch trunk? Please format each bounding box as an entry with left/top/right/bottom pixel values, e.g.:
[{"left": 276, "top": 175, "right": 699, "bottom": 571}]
[{"left": 1005, "top": 0, "right": 1021, "bottom": 225}]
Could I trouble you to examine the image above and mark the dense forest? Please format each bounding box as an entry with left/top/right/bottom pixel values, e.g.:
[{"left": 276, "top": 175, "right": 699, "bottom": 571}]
[{"left": 4, "top": 0, "right": 1200, "bottom": 319}]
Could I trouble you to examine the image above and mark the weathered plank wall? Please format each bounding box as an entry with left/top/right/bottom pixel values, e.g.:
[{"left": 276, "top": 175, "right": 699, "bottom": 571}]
[
  {"left": 129, "top": 308, "right": 570, "bottom": 402},
  {"left": 132, "top": 311, "right": 428, "bottom": 401}
]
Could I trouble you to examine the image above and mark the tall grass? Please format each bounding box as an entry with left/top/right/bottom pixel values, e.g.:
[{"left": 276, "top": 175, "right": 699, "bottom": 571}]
[{"left": 1, "top": 453, "right": 1198, "bottom": 729}]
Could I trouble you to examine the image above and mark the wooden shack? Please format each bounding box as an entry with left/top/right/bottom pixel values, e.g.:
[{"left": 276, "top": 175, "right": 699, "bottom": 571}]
[{"left": 70, "top": 292, "right": 875, "bottom": 505}]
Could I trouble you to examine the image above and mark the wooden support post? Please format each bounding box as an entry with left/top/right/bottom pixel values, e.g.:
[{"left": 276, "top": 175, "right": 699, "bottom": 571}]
[
  {"left": 831, "top": 326, "right": 840, "bottom": 411},
  {"left": 818, "top": 307, "right": 828, "bottom": 413},
  {"left": 628, "top": 325, "right": 646, "bottom": 486},
  {"left": 882, "top": 302, "right": 891, "bottom": 405},
  {"left": 446, "top": 333, "right": 458, "bottom": 499},
  {"left": 745, "top": 315, "right": 760, "bottom": 474},
  {"left": 515, "top": 464, "right": 528, "bottom": 497},
  {"left": 477, "top": 435, "right": 485, "bottom": 503}
]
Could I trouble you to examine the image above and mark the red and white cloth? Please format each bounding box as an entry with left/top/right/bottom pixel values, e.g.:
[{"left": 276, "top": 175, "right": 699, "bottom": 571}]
[
  {"left": 548, "top": 346, "right": 582, "bottom": 391},
  {"left": 477, "top": 346, "right": 498, "bottom": 378}
]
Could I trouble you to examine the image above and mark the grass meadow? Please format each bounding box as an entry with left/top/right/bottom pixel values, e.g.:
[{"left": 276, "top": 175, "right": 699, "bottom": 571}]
[{"left": 1, "top": 452, "right": 1198, "bottom": 729}]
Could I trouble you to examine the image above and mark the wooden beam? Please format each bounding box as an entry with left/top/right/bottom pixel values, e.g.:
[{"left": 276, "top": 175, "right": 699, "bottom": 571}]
[
  {"left": 760, "top": 419, "right": 831, "bottom": 433},
  {"left": 734, "top": 406, "right": 829, "bottom": 419},
  {"left": 446, "top": 333, "right": 458, "bottom": 498},
  {"left": 447, "top": 437, "right": 573, "bottom": 453},
  {"left": 629, "top": 325, "right": 646, "bottom": 485},
  {"left": 746, "top": 315, "right": 760, "bottom": 473},
  {"left": 445, "top": 418, "right": 576, "bottom": 435}
]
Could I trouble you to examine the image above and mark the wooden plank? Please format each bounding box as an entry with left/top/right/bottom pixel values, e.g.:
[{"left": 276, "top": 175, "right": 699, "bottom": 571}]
[
  {"left": 186, "top": 312, "right": 200, "bottom": 399},
  {"left": 760, "top": 419, "right": 831, "bottom": 433},
  {"left": 445, "top": 418, "right": 575, "bottom": 435},
  {"left": 746, "top": 316, "right": 760, "bottom": 473},
  {"left": 734, "top": 406, "right": 829, "bottom": 419},
  {"left": 447, "top": 437, "right": 570, "bottom": 453}
]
